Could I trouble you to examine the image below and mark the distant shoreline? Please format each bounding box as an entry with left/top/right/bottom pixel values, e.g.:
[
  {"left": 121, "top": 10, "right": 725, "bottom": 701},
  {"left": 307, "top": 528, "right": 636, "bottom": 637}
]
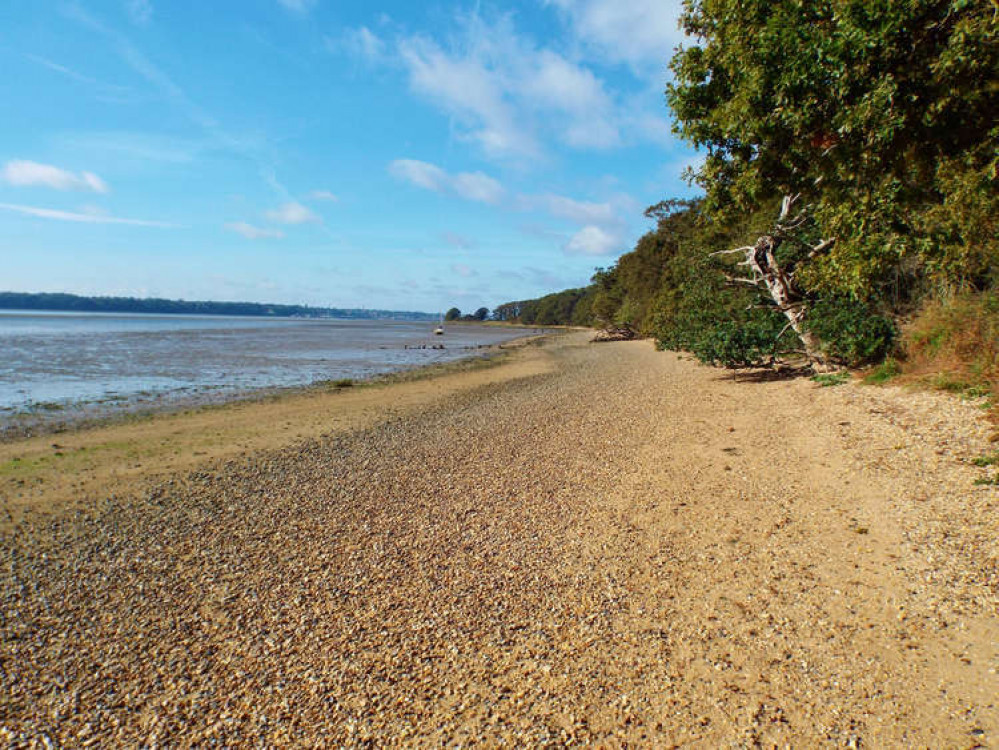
[{"left": 0, "top": 291, "right": 437, "bottom": 321}]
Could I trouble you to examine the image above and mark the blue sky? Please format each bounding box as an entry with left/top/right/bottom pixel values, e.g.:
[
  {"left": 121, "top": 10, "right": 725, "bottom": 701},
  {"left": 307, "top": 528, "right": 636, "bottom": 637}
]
[{"left": 0, "top": 0, "right": 698, "bottom": 312}]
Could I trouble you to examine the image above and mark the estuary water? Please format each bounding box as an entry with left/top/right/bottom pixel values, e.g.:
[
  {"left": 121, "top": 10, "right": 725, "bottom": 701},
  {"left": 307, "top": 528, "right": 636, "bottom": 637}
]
[{"left": 0, "top": 310, "right": 532, "bottom": 416}]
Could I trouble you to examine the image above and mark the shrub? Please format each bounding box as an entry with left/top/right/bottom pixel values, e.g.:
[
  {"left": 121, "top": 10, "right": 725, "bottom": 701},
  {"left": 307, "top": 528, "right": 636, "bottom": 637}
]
[{"left": 804, "top": 298, "right": 897, "bottom": 366}]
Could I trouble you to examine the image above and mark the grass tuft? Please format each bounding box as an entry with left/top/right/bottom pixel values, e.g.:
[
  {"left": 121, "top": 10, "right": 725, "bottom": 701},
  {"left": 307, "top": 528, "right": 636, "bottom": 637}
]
[
  {"left": 812, "top": 371, "right": 851, "bottom": 387},
  {"left": 864, "top": 357, "right": 901, "bottom": 384}
]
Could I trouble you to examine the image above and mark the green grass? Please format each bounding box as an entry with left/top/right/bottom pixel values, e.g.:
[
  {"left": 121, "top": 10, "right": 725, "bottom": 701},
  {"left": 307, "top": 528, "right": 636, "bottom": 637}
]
[
  {"left": 972, "top": 452, "right": 999, "bottom": 467},
  {"left": 812, "top": 371, "right": 851, "bottom": 387},
  {"left": 864, "top": 357, "right": 901, "bottom": 384}
]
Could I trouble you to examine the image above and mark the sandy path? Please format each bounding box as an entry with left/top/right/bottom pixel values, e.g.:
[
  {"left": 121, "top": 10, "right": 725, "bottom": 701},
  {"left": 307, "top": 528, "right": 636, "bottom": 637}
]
[{"left": 2, "top": 335, "right": 996, "bottom": 746}]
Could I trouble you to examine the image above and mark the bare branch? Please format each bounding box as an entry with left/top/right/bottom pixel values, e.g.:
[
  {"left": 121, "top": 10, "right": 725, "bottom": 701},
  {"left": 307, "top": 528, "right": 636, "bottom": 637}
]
[
  {"left": 724, "top": 275, "right": 763, "bottom": 288},
  {"left": 709, "top": 246, "right": 754, "bottom": 257},
  {"left": 778, "top": 193, "right": 801, "bottom": 221},
  {"left": 806, "top": 237, "right": 836, "bottom": 260}
]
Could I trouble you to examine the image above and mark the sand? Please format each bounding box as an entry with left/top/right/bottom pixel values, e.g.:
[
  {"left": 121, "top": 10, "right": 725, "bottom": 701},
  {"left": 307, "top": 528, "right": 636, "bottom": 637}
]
[{"left": 2, "top": 332, "right": 996, "bottom": 746}]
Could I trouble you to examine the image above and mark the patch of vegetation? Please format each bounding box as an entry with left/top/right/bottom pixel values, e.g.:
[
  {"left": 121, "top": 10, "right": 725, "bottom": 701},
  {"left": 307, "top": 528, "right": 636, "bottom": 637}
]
[
  {"left": 973, "top": 476, "right": 999, "bottom": 486},
  {"left": 972, "top": 453, "right": 999, "bottom": 467},
  {"left": 27, "top": 401, "right": 64, "bottom": 412},
  {"left": 332, "top": 378, "right": 355, "bottom": 388},
  {"left": 865, "top": 358, "right": 902, "bottom": 385},
  {"left": 812, "top": 371, "right": 851, "bottom": 387}
]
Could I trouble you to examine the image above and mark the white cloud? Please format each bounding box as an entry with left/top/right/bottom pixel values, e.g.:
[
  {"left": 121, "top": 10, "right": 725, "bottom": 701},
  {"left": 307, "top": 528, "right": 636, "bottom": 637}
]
[
  {"left": 342, "top": 11, "right": 680, "bottom": 160},
  {"left": 398, "top": 33, "right": 533, "bottom": 159},
  {"left": 564, "top": 225, "right": 621, "bottom": 255},
  {"left": 277, "top": 0, "right": 316, "bottom": 13},
  {"left": 521, "top": 51, "right": 619, "bottom": 148},
  {"left": 2, "top": 160, "right": 109, "bottom": 193},
  {"left": 451, "top": 172, "right": 505, "bottom": 205},
  {"left": 389, "top": 159, "right": 505, "bottom": 205},
  {"left": 125, "top": 0, "right": 152, "bottom": 25},
  {"left": 225, "top": 222, "right": 284, "bottom": 239},
  {"left": 310, "top": 190, "right": 339, "bottom": 202},
  {"left": 0, "top": 202, "right": 175, "bottom": 227},
  {"left": 546, "top": 0, "right": 687, "bottom": 69},
  {"left": 336, "top": 26, "right": 386, "bottom": 63},
  {"left": 389, "top": 159, "right": 447, "bottom": 191},
  {"left": 265, "top": 201, "right": 318, "bottom": 224},
  {"left": 451, "top": 263, "right": 476, "bottom": 278},
  {"left": 523, "top": 194, "right": 616, "bottom": 225}
]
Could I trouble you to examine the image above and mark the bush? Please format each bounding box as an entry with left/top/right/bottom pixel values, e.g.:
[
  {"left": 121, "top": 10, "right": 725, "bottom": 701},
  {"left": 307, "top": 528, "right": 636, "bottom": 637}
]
[{"left": 804, "top": 298, "right": 897, "bottom": 366}]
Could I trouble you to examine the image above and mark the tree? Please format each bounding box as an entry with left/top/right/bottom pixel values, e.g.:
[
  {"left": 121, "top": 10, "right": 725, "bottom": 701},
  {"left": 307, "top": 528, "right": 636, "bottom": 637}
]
[
  {"left": 444, "top": 307, "right": 461, "bottom": 321},
  {"left": 472, "top": 307, "right": 489, "bottom": 321},
  {"left": 668, "top": 0, "right": 998, "bottom": 300}
]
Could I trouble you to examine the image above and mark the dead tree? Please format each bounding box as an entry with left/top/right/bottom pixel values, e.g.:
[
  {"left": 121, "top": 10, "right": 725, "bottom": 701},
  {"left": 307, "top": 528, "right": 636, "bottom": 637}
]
[{"left": 712, "top": 194, "right": 836, "bottom": 370}]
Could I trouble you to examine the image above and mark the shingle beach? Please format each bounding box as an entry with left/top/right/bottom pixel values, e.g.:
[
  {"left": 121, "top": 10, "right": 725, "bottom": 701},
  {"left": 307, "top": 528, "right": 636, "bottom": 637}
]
[{"left": 3, "top": 333, "right": 996, "bottom": 746}]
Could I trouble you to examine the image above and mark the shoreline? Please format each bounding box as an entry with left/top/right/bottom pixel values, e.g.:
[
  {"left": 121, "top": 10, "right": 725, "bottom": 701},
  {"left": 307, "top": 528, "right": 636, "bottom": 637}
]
[
  {"left": 0, "top": 329, "right": 551, "bottom": 443},
  {"left": 0, "top": 330, "right": 564, "bottom": 530}
]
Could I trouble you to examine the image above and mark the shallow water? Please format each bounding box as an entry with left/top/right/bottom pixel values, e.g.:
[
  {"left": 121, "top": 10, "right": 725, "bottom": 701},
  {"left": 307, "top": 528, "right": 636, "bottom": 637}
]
[{"left": 0, "top": 311, "right": 530, "bottom": 413}]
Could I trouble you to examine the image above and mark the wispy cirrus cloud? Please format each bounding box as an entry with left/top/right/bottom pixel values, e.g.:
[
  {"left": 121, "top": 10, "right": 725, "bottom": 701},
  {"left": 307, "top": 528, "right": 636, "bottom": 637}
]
[
  {"left": 336, "top": 9, "right": 687, "bottom": 161},
  {"left": 545, "top": 0, "right": 687, "bottom": 71},
  {"left": 389, "top": 159, "right": 505, "bottom": 205},
  {"left": 52, "top": 131, "right": 199, "bottom": 164},
  {"left": 309, "top": 190, "right": 339, "bottom": 202},
  {"left": 0, "top": 202, "right": 176, "bottom": 227},
  {"left": 339, "top": 15, "right": 621, "bottom": 160},
  {"left": 2, "top": 160, "right": 109, "bottom": 193},
  {"left": 329, "top": 26, "right": 387, "bottom": 64},
  {"left": 64, "top": 3, "right": 295, "bottom": 200},
  {"left": 225, "top": 221, "right": 284, "bottom": 239},
  {"left": 24, "top": 54, "right": 135, "bottom": 101},
  {"left": 265, "top": 201, "right": 319, "bottom": 224}
]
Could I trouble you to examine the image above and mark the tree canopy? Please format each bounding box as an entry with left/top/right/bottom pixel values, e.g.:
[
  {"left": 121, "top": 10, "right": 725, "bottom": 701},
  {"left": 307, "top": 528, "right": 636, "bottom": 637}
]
[{"left": 668, "top": 0, "right": 998, "bottom": 299}]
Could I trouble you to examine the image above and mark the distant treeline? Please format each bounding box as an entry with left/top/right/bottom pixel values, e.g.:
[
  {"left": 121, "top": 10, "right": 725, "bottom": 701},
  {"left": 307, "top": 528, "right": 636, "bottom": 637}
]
[{"left": 0, "top": 292, "right": 436, "bottom": 321}]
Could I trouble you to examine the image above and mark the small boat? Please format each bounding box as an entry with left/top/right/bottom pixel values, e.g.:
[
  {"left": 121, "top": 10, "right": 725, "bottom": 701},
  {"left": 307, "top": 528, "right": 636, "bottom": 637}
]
[{"left": 434, "top": 312, "right": 445, "bottom": 335}]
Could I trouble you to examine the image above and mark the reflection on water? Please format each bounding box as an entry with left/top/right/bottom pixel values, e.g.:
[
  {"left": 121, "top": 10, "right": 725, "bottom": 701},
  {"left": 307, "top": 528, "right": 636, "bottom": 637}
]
[{"left": 0, "top": 311, "right": 530, "bottom": 412}]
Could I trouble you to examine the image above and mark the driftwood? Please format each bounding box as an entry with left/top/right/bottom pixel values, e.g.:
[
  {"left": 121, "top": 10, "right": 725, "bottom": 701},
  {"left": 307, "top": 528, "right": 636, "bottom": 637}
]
[
  {"left": 591, "top": 326, "right": 638, "bottom": 343},
  {"left": 712, "top": 194, "right": 836, "bottom": 370}
]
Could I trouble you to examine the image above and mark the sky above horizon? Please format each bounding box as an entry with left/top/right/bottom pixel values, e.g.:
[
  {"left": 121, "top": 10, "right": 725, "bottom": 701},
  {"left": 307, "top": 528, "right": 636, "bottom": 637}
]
[{"left": 1, "top": 0, "right": 698, "bottom": 313}]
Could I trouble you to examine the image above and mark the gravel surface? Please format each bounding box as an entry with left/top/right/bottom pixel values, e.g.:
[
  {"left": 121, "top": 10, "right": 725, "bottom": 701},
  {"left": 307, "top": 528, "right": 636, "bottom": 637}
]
[{"left": 2, "top": 334, "right": 996, "bottom": 746}]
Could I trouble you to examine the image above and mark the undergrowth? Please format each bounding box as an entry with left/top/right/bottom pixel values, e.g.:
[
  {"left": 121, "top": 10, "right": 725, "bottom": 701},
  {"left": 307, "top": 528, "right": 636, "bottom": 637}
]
[{"left": 866, "top": 292, "right": 997, "bottom": 432}]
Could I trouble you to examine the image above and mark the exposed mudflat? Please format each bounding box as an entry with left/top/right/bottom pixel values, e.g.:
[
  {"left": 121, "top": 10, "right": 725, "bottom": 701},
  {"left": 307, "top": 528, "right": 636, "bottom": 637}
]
[{"left": 2, "top": 334, "right": 996, "bottom": 746}]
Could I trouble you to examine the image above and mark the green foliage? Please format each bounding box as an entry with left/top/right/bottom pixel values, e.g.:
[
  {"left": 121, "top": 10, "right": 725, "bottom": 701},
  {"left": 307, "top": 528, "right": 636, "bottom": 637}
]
[
  {"left": 444, "top": 307, "right": 461, "bottom": 322},
  {"left": 972, "top": 453, "right": 999, "bottom": 468},
  {"left": 811, "top": 372, "right": 851, "bottom": 387},
  {"left": 864, "top": 357, "right": 901, "bottom": 384},
  {"left": 668, "top": 0, "right": 999, "bottom": 299},
  {"left": 804, "top": 298, "right": 897, "bottom": 366},
  {"left": 471, "top": 307, "right": 490, "bottom": 321}
]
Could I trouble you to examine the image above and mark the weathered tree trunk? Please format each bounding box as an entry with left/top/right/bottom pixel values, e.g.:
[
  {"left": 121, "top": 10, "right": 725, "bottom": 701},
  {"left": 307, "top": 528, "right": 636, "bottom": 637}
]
[{"left": 716, "top": 195, "right": 837, "bottom": 371}]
